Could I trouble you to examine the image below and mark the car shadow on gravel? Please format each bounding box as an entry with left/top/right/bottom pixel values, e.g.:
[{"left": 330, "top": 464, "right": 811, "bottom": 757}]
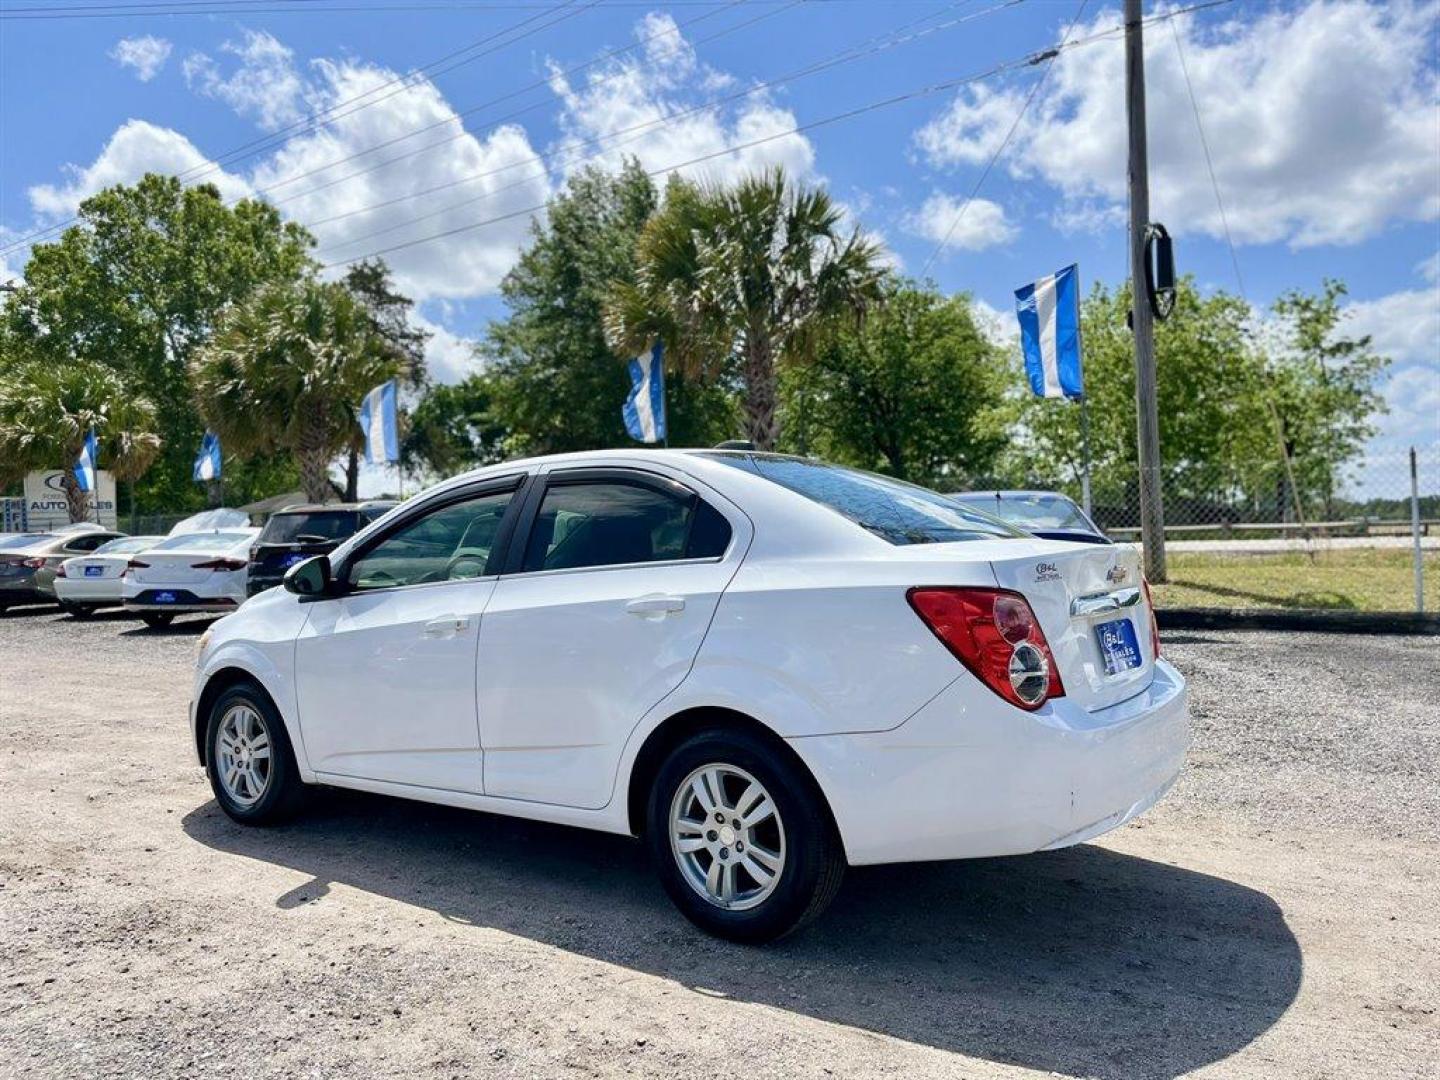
[{"left": 183, "top": 790, "right": 1301, "bottom": 1080}]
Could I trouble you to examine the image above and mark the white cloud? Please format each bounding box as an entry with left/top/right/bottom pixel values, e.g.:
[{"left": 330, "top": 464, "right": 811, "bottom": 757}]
[
  {"left": 1344, "top": 286, "right": 1440, "bottom": 446},
  {"left": 110, "top": 35, "right": 172, "bottom": 82},
  {"left": 1377, "top": 363, "right": 1440, "bottom": 444},
  {"left": 251, "top": 59, "right": 551, "bottom": 302},
  {"left": 1418, "top": 252, "right": 1440, "bottom": 285},
  {"left": 415, "top": 311, "right": 481, "bottom": 383},
  {"left": 902, "top": 192, "right": 1017, "bottom": 253},
  {"left": 915, "top": 0, "right": 1440, "bottom": 247},
  {"left": 27, "top": 120, "right": 252, "bottom": 218},
  {"left": 970, "top": 296, "right": 1015, "bottom": 349},
  {"left": 547, "top": 11, "right": 815, "bottom": 187},
  {"left": 184, "top": 30, "right": 306, "bottom": 132}
]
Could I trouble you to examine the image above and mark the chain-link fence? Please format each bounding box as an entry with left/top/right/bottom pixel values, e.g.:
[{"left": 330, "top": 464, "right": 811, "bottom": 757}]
[{"left": 1067, "top": 445, "right": 1437, "bottom": 613}]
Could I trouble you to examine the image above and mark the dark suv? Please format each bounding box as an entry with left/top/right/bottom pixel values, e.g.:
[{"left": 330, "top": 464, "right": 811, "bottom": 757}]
[{"left": 245, "top": 502, "right": 395, "bottom": 597}]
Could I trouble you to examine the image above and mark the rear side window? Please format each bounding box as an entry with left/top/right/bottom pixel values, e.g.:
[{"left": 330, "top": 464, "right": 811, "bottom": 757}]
[
  {"left": 522, "top": 479, "right": 732, "bottom": 573},
  {"left": 260, "top": 511, "right": 361, "bottom": 544},
  {"left": 705, "top": 454, "right": 1022, "bottom": 545}
]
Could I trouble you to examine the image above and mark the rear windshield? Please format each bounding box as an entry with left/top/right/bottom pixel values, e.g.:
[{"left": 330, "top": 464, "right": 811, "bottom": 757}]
[
  {"left": 150, "top": 531, "right": 253, "bottom": 552},
  {"left": 260, "top": 510, "right": 361, "bottom": 544},
  {"left": 703, "top": 454, "right": 1023, "bottom": 545},
  {"left": 93, "top": 537, "right": 161, "bottom": 555},
  {"left": 956, "top": 493, "right": 1094, "bottom": 532},
  {"left": 0, "top": 534, "right": 55, "bottom": 551}
]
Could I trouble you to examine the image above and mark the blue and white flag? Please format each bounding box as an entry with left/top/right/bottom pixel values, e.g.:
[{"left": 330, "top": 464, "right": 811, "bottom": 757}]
[
  {"left": 193, "top": 431, "right": 222, "bottom": 482},
  {"left": 1015, "top": 264, "right": 1084, "bottom": 400},
  {"left": 358, "top": 379, "right": 400, "bottom": 465},
  {"left": 74, "top": 428, "right": 98, "bottom": 493},
  {"left": 622, "top": 341, "right": 666, "bottom": 444}
]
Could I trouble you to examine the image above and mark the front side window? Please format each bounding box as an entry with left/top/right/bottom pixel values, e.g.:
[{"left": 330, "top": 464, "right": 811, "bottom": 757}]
[
  {"left": 347, "top": 489, "right": 514, "bottom": 590},
  {"left": 522, "top": 479, "right": 730, "bottom": 573}
]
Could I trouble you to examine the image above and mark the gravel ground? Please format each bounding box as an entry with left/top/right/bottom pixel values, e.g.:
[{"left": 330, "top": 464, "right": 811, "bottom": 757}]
[{"left": 1, "top": 607, "right": 1436, "bottom": 1079}]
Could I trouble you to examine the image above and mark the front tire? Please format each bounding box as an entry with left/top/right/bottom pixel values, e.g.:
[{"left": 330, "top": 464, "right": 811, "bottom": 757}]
[
  {"left": 205, "top": 684, "right": 307, "bottom": 825},
  {"left": 140, "top": 612, "right": 174, "bottom": 629},
  {"left": 646, "top": 728, "right": 844, "bottom": 944}
]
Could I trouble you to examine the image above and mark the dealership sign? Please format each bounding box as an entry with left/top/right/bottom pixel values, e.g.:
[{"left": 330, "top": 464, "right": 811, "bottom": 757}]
[{"left": 21, "top": 469, "right": 118, "bottom": 530}]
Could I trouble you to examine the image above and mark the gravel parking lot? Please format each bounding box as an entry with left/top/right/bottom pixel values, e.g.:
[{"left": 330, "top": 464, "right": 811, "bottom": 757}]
[{"left": 1, "top": 607, "right": 1436, "bottom": 1079}]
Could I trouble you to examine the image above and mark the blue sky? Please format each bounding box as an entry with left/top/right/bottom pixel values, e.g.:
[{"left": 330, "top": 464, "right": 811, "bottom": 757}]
[{"left": 1, "top": 0, "right": 1436, "bottom": 494}]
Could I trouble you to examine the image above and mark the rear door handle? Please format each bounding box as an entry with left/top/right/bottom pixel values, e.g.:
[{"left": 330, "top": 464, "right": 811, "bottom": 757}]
[
  {"left": 625, "top": 595, "right": 686, "bottom": 618},
  {"left": 423, "top": 615, "right": 471, "bottom": 637}
]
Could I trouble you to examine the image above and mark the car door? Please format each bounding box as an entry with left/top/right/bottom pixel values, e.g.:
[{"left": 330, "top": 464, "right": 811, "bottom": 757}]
[
  {"left": 477, "top": 467, "right": 749, "bottom": 809},
  {"left": 294, "top": 476, "right": 525, "bottom": 793}
]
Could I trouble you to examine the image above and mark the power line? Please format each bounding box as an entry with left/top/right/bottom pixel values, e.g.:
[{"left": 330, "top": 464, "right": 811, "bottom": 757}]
[
  {"left": 0, "top": 0, "right": 601, "bottom": 254},
  {"left": 917, "top": 0, "right": 1087, "bottom": 278},
  {"left": 1169, "top": 15, "right": 1244, "bottom": 298},
  {"left": 323, "top": 1, "right": 1231, "bottom": 271},
  {"left": 307, "top": 0, "right": 1017, "bottom": 252}
]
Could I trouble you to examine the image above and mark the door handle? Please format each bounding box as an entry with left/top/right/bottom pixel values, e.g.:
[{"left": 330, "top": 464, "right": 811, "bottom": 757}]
[
  {"left": 625, "top": 595, "right": 686, "bottom": 618},
  {"left": 423, "top": 614, "right": 471, "bottom": 637}
]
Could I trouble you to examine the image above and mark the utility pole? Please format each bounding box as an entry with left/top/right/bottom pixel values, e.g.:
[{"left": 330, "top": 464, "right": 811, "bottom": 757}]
[{"left": 1125, "top": 0, "right": 1167, "bottom": 582}]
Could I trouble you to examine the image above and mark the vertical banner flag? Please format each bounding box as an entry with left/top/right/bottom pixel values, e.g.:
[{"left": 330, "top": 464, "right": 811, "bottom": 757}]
[
  {"left": 1015, "top": 264, "right": 1084, "bottom": 400},
  {"left": 622, "top": 341, "right": 667, "bottom": 444},
  {"left": 74, "top": 428, "right": 98, "bottom": 493},
  {"left": 193, "top": 431, "right": 222, "bottom": 482},
  {"left": 358, "top": 380, "right": 400, "bottom": 465}
]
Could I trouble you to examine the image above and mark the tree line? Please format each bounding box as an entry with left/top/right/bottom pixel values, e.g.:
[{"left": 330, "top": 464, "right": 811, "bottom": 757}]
[{"left": 0, "top": 164, "right": 1388, "bottom": 523}]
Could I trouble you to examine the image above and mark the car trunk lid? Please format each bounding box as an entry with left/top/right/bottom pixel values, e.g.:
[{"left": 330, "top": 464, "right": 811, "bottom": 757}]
[{"left": 986, "top": 543, "right": 1155, "bottom": 712}]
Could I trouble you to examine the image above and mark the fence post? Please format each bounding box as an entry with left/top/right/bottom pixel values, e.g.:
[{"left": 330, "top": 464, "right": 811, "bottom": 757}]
[{"left": 1412, "top": 446, "right": 1424, "bottom": 614}]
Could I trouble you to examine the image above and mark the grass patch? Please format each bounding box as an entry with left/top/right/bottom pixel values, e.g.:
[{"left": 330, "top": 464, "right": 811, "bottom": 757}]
[{"left": 1150, "top": 548, "right": 1440, "bottom": 613}]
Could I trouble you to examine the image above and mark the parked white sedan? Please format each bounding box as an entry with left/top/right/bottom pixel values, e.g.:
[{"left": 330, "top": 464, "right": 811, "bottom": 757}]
[
  {"left": 124, "top": 529, "right": 260, "bottom": 628},
  {"left": 191, "top": 451, "right": 1187, "bottom": 942},
  {"left": 53, "top": 535, "right": 165, "bottom": 616}
]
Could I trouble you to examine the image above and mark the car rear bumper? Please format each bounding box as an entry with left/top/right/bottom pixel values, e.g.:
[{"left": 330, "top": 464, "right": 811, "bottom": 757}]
[
  {"left": 54, "top": 579, "right": 125, "bottom": 604},
  {"left": 788, "top": 658, "right": 1189, "bottom": 866},
  {"left": 0, "top": 579, "right": 45, "bottom": 604}
]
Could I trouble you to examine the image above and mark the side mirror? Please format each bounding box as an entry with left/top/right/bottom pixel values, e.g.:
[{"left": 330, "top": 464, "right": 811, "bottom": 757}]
[{"left": 284, "top": 555, "right": 333, "bottom": 598}]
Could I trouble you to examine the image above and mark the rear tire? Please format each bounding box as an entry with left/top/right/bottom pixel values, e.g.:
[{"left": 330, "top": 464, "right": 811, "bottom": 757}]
[
  {"left": 140, "top": 612, "right": 174, "bottom": 629},
  {"left": 61, "top": 602, "right": 95, "bottom": 619},
  {"left": 205, "top": 683, "right": 307, "bottom": 825},
  {"left": 645, "top": 728, "right": 844, "bottom": 944}
]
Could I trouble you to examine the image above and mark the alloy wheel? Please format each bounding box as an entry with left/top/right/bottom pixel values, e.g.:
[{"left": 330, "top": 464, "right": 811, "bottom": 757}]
[
  {"left": 669, "top": 763, "right": 786, "bottom": 911},
  {"left": 215, "top": 703, "right": 273, "bottom": 807}
]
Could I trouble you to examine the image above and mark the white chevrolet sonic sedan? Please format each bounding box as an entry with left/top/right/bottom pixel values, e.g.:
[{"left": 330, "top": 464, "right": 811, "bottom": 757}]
[{"left": 191, "top": 450, "right": 1188, "bottom": 942}]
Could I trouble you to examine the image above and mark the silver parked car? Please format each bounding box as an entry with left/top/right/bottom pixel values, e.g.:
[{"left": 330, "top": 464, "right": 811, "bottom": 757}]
[{"left": 0, "top": 527, "right": 127, "bottom": 611}]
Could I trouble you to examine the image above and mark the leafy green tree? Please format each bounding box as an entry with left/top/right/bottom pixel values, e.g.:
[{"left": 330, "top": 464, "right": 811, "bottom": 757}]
[
  {"left": 0, "top": 356, "right": 161, "bottom": 522},
  {"left": 191, "top": 279, "right": 410, "bottom": 502},
  {"left": 340, "top": 259, "right": 431, "bottom": 499},
  {"left": 605, "top": 167, "right": 885, "bottom": 449},
  {"left": 3, "top": 174, "right": 314, "bottom": 510},
  {"left": 781, "top": 279, "right": 1009, "bottom": 485},
  {"left": 401, "top": 375, "right": 509, "bottom": 479},
  {"left": 486, "top": 160, "right": 733, "bottom": 453},
  {"left": 1265, "top": 280, "right": 1388, "bottom": 517}
]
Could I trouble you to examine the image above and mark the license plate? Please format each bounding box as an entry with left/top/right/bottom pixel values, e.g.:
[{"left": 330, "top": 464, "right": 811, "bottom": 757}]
[
  {"left": 1096, "top": 617, "right": 1142, "bottom": 675},
  {"left": 154, "top": 591, "right": 176, "bottom": 604},
  {"left": 84, "top": 565, "right": 104, "bottom": 577},
  {"left": 282, "top": 553, "right": 307, "bottom": 568}
]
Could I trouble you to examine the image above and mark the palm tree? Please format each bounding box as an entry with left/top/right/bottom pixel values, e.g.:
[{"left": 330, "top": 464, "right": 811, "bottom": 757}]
[
  {"left": 605, "top": 168, "right": 886, "bottom": 449},
  {"left": 0, "top": 357, "right": 162, "bottom": 522},
  {"left": 191, "top": 278, "right": 409, "bottom": 503}
]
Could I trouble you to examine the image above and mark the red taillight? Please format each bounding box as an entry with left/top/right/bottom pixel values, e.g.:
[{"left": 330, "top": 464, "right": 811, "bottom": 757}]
[
  {"left": 907, "top": 587, "right": 1065, "bottom": 711},
  {"left": 21, "top": 557, "right": 45, "bottom": 569},
  {"left": 125, "top": 558, "right": 149, "bottom": 578},
  {"left": 1142, "top": 577, "right": 1161, "bottom": 658},
  {"left": 55, "top": 564, "right": 67, "bottom": 578},
  {"left": 191, "top": 558, "right": 246, "bottom": 571}
]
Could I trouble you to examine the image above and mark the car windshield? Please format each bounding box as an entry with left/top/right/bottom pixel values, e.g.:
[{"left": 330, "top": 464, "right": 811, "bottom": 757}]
[
  {"left": 93, "top": 536, "right": 161, "bottom": 555},
  {"left": 703, "top": 454, "right": 1024, "bottom": 545},
  {"left": 260, "top": 511, "right": 360, "bottom": 544},
  {"left": 959, "top": 493, "right": 1094, "bottom": 531},
  {"left": 148, "top": 531, "right": 253, "bottom": 552}
]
